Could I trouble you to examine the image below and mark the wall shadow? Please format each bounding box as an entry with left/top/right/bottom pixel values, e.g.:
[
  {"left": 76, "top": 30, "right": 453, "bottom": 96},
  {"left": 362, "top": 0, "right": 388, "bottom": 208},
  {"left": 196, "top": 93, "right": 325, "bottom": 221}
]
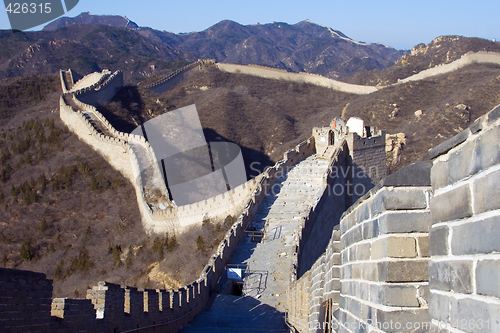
[
  {"left": 203, "top": 128, "right": 274, "bottom": 180},
  {"left": 97, "top": 86, "right": 146, "bottom": 133}
]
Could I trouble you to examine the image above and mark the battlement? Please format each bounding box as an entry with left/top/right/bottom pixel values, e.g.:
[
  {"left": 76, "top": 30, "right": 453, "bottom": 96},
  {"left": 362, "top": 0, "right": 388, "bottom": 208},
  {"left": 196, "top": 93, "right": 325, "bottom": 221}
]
[{"left": 0, "top": 267, "right": 207, "bottom": 332}]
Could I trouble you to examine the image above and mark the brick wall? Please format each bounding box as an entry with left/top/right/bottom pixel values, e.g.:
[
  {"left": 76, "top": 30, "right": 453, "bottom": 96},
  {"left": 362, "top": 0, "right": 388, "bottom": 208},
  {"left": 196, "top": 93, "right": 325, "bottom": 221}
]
[
  {"left": 288, "top": 161, "right": 433, "bottom": 333},
  {"left": 335, "top": 180, "right": 432, "bottom": 333},
  {"left": 287, "top": 270, "right": 311, "bottom": 332},
  {"left": 428, "top": 104, "right": 500, "bottom": 332},
  {"left": 287, "top": 103, "right": 500, "bottom": 333},
  {"left": 0, "top": 269, "right": 52, "bottom": 332}
]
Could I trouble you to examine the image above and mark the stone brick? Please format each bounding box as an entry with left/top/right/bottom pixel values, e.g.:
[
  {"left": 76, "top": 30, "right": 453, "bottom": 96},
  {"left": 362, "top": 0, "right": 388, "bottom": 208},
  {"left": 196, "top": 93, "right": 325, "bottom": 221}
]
[
  {"left": 487, "top": 104, "right": 500, "bottom": 125},
  {"left": 430, "top": 185, "right": 472, "bottom": 223},
  {"left": 381, "top": 188, "right": 428, "bottom": 211},
  {"left": 356, "top": 242, "right": 371, "bottom": 261},
  {"left": 348, "top": 246, "right": 356, "bottom": 262},
  {"left": 371, "top": 236, "right": 417, "bottom": 259},
  {"left": 473, "top": 168, "right": 500, "bottom": 214},
  {"left": 469, "top": 117, "right": 483, "bottom": 134},
  {"left": 351, "top": 225, "right": 362, "bottom": 245},
  {"left": 360, "top": 262, "right": 378, "bottom": 281},
  {"left": 450, "top": 216, "right": 500, "bottom": 255},
  {"left": 428, "top": 260, "right": 473, "bottom": 293},
  {"left": 361, "top": 219, "right": 378, "bottom": 240},
  {"left": 449, "top": 296, "right": 500, "bottom": 333},
  {"left": 416, "top": 236, "right": 429, "bottom": 257},
  {"left": 370, "top": 284, "right": 420, "bottom": 307},
  {"left": 376, "top": 307, "right": 431, "bottom": 333},
  {"left": 475, "top": 259, "right": 500, "bottom": 299},
  {"left": 351, "top": 263, "right": 361, "bottom": 279},
  {"left": 431, "top": 159, "right": 450, "bottom": 191},
  {"left": 331, "top": 253, "right": 340, "bottom": 266},
  {"left": 377, "top": 260, "right": 428, "bottom": 282},
  {"left": 342, "top": 264, "right": 352, "bottom": 279},
  {"left": 447, "top": 140, "right": 476, "bottom": 186},
  {"left": 428, "top": 291, "right": 450, "bottom": 324},
  {"left": 378, "top": 211, "right": 431, "bottom": 234},
  {"left": 473, "top": 126, "right": 500, "bottom": 174},
  {"left": 429, "top": 226, "right": 449, "bottom": 256},
  {"left": 359, "top": 281, "right": 370, "bottom": 301}
]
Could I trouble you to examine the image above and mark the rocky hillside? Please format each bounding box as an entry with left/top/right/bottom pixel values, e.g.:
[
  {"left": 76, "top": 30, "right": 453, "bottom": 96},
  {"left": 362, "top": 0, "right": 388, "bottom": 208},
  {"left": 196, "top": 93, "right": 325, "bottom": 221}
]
[{"left": 343, "top": 36, "right": 500, "bottom": 86}]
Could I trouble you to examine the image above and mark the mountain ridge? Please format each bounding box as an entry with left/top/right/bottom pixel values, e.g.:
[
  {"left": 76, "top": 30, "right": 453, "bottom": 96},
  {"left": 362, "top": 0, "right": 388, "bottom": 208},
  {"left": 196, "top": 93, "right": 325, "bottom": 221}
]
[
  {"left": 16, "top": 13, "right": 408, "bottom": 80},
  {"left": 135, "top": 19, "right": 406, "bottom": 79},
  {"left": 43, "top": 12, "right": 139, "bottom": 31}
]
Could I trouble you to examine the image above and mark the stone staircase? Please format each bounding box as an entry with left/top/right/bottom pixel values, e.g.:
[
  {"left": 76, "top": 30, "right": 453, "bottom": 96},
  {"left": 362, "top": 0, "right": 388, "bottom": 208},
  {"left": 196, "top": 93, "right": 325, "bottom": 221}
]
[{"left": 180, "top": 154, "right": 331, "bottom": 332}]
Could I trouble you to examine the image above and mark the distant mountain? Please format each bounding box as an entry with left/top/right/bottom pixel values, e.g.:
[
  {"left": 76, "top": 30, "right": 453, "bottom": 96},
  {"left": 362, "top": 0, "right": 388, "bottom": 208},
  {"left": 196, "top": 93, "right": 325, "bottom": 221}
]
[
  {"left": 43, "top": 12, "right": 138, "bottom": 31},
  {"left": 342, "top": 35, "right": 500, "bottom": 86},
  {"left": 137, "top": 19, "right": 406, "bottom": 79},
  {"left": 0, "top": 25, "right": 189, "bottom": 82}
]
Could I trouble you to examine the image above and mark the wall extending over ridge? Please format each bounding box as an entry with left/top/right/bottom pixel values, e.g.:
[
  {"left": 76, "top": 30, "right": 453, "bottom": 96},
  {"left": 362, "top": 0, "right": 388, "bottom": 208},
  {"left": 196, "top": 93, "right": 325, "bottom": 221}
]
[
  {"left": 216, "top": 52, "right": 500, "bottom": 95},
  {"left": 217, "top": 63, "right": 378, "bottom": 95},
  {"left": 59, "top": 67, "right": 272, "bottom": 233},
  {"left": 395, "top": 51, "right": 500, "bottom": 85},
  {"left": 143, "top": 59, "right": 215, "bottom": 94},
  {"left": 287, "top": 103, "right": 500, "bottom": 333}
]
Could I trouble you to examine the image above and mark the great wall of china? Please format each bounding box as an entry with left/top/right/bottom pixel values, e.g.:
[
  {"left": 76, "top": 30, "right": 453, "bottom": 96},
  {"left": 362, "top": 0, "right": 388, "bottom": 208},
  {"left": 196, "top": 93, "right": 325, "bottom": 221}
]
[{"left": 1, "top": 54, "right": 500, "bottom": 332}]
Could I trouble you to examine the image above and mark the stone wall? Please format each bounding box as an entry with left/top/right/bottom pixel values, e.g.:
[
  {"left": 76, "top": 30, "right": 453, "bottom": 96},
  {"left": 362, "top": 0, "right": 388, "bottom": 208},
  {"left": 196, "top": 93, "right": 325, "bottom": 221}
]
[
  {"left": 143, "top": 59, "right": 215, "bottom": 94},
  {"left": 0, "top": 269, "right": 53, "bottom": 332},
  {"left": 0, "top": 267, "right": 209, "bottom": 333},
  {"left": 217, "top": 63, "right": 378, "bottom": 95},
  {"left": 427, "top": 104, "right": 500, "bottom": 332},
  {"left": 287, "top": 103, "right": 500, "bottom": 333},
  {"left": 396, "top": 51, "right": 500, "bottom": 85},
  {"left": 74, "top": 70, "right": 124, "bottom": 106},
  {"left": 61, "top": 68, "right": 312, "bottom": 233}
]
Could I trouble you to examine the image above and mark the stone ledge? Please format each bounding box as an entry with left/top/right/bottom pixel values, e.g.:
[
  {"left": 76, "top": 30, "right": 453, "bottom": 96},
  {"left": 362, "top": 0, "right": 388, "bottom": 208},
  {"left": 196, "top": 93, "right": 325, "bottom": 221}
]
[{"left": 428, "top": 129, "right": 470, "bottom": 160}]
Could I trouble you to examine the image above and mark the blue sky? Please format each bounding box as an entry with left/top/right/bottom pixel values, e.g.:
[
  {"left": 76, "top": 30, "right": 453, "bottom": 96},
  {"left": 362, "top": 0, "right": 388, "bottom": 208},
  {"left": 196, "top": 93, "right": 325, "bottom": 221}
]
[{"left": 1, "top": 0, "right": 498, "bottom": 50}]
